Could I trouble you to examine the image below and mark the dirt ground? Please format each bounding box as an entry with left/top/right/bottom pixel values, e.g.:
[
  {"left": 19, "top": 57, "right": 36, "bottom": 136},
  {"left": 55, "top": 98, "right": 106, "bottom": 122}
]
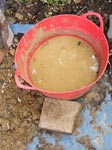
[{"left": 0, "top": 0, "right": 112, "bottom": 150}]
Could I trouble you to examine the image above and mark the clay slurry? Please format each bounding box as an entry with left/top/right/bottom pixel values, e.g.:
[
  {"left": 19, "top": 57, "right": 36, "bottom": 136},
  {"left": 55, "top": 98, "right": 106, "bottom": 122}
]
[{"left": 29, "top": 35, "right": 99, "bottom": 92}]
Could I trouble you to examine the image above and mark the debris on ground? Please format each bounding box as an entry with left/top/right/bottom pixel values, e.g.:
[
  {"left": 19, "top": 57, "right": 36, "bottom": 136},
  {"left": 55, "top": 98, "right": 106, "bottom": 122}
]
[
  {"left": 93, "top": 125, "right": 104, "bottom": 135},
  {"left": 76, "top": 135, "right": 96, "bottom": 150},
  {"left": 0, "top": 48, "right": 44, "bottom": 149},
  {"left": 0, "top": 0, "right": 112, "bottom": 149},
  {"left": 82, "top": 80, "right": 107, "bottom": 110}
]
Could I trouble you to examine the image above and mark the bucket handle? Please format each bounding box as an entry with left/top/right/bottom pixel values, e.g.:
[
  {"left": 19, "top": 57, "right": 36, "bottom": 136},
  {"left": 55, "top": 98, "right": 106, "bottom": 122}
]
[
  {"left": 82, "top": 12, "right": 104, "bottom": 32},
  {"left": 15, "top": 71, "right": 36, "bottom": 90}
]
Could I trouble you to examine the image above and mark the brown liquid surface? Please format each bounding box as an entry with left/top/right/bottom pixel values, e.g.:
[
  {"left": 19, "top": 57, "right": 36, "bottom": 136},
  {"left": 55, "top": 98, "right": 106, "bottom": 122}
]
[{"left": 29, "top": 35, "right": 98, "bottom": 92}]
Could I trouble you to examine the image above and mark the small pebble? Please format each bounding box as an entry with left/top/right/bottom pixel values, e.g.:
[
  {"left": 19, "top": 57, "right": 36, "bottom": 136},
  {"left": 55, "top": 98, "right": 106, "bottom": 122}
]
[
  {"left": 10, "top": 48, "right": 15, "bottom": 56},
  {"left": 17, "top": 97, "right": 22, "bottom": 103},
  {"left": 15, "top": 12, "right": 24, "bottom": 20},
  {"left": 1, "top": 90, "right": 4, "bottom": 93}
]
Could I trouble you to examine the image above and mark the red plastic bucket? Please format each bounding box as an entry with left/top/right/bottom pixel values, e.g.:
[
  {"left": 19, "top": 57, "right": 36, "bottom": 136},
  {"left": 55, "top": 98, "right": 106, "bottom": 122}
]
[{"left": 14, "top": 12, "right": 109, "bottom": 100}]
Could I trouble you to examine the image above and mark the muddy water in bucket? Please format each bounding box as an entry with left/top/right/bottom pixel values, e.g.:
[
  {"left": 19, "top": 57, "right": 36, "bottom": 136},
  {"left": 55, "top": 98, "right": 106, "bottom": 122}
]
[{"left": 29, "top": 35, "right": 99, "bottom": 92}]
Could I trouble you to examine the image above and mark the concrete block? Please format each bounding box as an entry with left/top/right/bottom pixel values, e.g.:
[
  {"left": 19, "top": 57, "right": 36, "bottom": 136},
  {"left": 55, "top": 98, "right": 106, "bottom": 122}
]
[{"left": 39, "top": 98, "right": 82, "bottom": 134}]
